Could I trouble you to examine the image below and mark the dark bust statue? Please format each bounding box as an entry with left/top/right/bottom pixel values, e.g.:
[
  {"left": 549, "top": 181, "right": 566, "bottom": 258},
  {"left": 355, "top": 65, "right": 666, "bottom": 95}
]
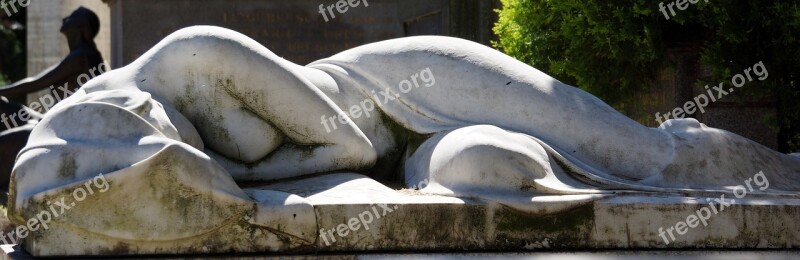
[{"left": 0, "top": 7, "right": 104, "bottom": 188}]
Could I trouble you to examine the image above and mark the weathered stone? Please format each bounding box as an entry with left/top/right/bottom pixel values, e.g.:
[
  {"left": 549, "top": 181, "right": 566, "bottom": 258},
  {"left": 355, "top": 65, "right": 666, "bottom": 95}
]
[{"left": 6, "top": 26, "right": 800, "bottom": 256}]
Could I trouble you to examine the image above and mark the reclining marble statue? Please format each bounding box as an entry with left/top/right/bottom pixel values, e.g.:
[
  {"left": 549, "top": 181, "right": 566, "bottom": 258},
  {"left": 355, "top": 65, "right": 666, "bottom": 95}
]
[{"left": 6, "top": 26, "right": 800, "bottom": 256}]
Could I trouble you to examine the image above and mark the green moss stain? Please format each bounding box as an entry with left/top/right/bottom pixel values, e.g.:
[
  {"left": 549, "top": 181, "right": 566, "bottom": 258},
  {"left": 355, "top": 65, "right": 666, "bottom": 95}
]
[
  {"left": 57, "top": 153, "right": 78, "bottom": 180},
  {"left": 495, "top": 203, "right": 595, "bottom": 247},
  {"left": 362, "top": 204, "right": 488, "bottom": 249}
]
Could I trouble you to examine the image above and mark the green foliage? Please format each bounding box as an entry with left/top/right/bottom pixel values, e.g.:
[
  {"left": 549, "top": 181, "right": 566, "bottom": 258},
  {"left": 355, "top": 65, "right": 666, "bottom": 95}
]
[
  {"left": 493, "top": 0, "right": 800, "bottom": 152},
  {"left": 695, "top": 1, "right": 800, "bottom": 152},
  {"left": 493, "top": 0, "right": 666, "bottom": 105},
  {"left": 0, "top": 25, "right": 22, "bottom": 85},
  {"left": 0, "top": 12, "right": 26, "bottom": 86}
]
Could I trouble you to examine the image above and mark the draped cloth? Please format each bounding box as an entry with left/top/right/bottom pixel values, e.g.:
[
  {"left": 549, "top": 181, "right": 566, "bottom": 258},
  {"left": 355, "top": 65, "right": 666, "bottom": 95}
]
[{"left": 9, "top": 89, "right": 316, "bottom": 255}]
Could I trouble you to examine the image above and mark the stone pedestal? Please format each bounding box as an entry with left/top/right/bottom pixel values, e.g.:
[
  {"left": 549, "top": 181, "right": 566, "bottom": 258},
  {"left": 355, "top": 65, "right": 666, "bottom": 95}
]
[{"left": 11, "top": 173, "right": 800, "bottom": 256}]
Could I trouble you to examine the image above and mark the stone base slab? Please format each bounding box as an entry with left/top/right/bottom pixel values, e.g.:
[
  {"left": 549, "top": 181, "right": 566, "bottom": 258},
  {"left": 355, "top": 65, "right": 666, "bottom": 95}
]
[
  {"left": 263, "top": 173, "right": 800, "bottom": 251},
  {"left": 12, "top": 173, "right": 800, "bottom": 256}
]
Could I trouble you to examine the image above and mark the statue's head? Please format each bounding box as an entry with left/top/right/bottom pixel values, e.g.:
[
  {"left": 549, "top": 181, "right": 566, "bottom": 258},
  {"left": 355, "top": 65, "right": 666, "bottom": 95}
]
[{"left": 60, "top": 7, "right": 100, "bottom": 43}]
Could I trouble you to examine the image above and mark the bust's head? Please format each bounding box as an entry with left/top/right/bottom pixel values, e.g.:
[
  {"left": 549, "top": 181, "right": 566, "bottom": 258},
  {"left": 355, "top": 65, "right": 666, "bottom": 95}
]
[{"left": 60, "top": 7, "right": 100, "bottom": 44}]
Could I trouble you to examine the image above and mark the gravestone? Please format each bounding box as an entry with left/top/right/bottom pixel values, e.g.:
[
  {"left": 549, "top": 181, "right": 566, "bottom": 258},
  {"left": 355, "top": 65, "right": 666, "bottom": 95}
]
[
  {"left": 5, "top": 25, "right": 800, "bottom": 257},
  {"left": 105, "top": 0, "right": 500, "bottom": 68}
]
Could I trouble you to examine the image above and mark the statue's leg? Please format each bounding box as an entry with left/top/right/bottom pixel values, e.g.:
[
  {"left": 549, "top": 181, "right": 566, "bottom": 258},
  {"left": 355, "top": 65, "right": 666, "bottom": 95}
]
[{"left": 404, "top": 125, "right": 611, "bottom": 214}]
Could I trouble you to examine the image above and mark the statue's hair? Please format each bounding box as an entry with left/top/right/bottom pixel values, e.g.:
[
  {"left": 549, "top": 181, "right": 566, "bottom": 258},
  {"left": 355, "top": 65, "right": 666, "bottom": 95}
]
[{"left": 76, "top": 6, "right": 100, "bottom": 39}]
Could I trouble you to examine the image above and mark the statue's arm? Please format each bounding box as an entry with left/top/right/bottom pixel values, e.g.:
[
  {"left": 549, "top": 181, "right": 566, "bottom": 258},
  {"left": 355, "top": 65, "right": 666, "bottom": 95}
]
[
  {"left": 213, "top": 66, "right": 377, "bottom": 181},
  {"left": 0, "top": 53, "right": 86, "bottom": 98},
  {"left": 214, "top": 140, "right": 377, "bottom": 181}
]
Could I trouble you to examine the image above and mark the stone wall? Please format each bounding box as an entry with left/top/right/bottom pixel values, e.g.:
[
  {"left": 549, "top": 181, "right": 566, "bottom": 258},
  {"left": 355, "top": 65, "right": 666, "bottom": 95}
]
[{"left": 105, "top": 0, "right": 500, "bottom": 68}]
